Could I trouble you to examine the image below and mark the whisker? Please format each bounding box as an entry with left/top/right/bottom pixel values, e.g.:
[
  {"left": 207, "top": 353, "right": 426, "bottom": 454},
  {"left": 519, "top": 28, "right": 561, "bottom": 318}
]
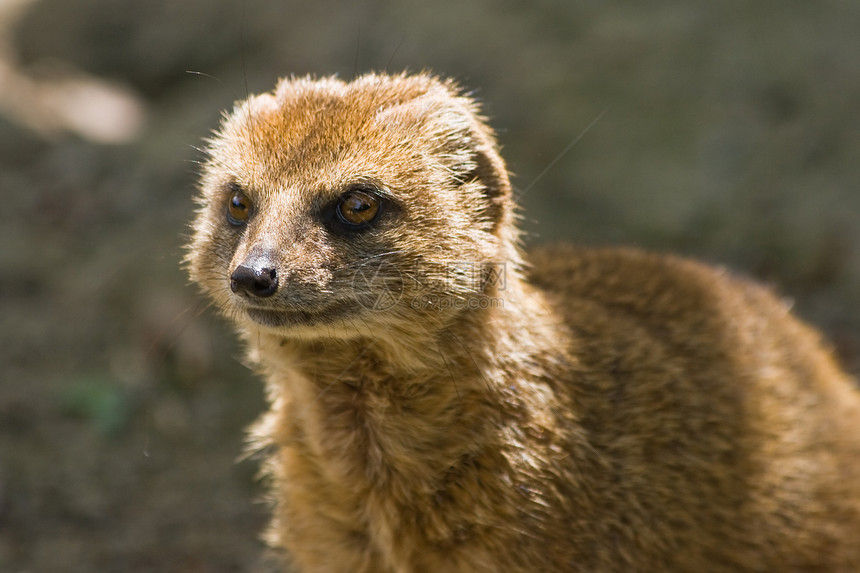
[
  {"left": 436, "top": 338, "right": 461, "bottom": 399},
  {"left": 442, "top": 326, "right": 493, "bottom": 394},
  {"left": 315, "top": 346, "right": 369, "bottom": 400}
]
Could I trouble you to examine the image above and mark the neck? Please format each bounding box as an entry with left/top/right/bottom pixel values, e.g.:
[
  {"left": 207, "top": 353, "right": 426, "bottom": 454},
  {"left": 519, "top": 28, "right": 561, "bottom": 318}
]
[
  {"left": 246, "top": 268, "right": 572, "bottom": 483},
  {"left": 242, "top": 270, "right": 591, "bottom": 570}
]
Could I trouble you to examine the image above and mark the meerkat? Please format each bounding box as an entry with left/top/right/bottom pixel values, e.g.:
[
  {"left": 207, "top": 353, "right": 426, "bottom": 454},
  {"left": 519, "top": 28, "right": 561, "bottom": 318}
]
[{"left": 186, "top": 72, "right": 860, "bottom": 572}]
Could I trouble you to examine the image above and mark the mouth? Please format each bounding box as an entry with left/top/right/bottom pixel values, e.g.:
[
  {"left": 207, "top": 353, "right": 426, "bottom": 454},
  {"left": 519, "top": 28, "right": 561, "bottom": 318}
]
[{"left": 241, "top": 299, "right": 360, "bottom": 328}]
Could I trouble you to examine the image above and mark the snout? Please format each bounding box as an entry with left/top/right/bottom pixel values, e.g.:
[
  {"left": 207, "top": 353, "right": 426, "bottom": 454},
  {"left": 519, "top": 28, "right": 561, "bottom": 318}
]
[{"left": 231, "top": 252, "right": 279, "bottom": 298}]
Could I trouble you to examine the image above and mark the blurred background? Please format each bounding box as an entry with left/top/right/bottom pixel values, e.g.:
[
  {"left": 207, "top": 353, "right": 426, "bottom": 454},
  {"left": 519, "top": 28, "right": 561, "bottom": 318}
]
[{"left": 1, "top": 0, "right": 858, "bottom": 571}]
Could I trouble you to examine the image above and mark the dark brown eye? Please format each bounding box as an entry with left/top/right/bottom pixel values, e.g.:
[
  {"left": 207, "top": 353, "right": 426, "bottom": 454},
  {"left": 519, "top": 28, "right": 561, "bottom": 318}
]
[
  {"left": 227, "top": 190, "right": 252, "bottom": 225},
  {"left": 336, "top": 189, "right": 380, "bottom": 227}
]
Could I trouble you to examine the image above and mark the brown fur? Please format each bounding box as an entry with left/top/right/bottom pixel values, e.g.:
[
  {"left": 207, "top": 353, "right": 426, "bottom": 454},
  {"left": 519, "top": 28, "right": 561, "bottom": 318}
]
[{"left": 186, "top": 72, "right": 860, "bottom": 572}]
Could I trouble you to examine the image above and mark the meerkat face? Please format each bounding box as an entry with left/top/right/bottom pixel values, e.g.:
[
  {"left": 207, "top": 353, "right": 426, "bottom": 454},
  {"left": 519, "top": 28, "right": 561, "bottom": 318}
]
[{"left": 186, "top": 73, "right": 514, "bottom": 339}]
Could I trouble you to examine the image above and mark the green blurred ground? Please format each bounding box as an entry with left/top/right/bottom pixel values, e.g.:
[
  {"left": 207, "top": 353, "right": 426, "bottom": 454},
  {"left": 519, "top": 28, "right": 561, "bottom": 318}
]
[{"left": 1, "top": 0, "right": 857, "bottom": 571}]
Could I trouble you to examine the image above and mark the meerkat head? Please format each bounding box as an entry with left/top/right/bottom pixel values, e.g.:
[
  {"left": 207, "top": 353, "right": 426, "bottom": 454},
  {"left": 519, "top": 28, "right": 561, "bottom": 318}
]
[{"left": 186, "top": 72, "right": 517, "bottom": 341}]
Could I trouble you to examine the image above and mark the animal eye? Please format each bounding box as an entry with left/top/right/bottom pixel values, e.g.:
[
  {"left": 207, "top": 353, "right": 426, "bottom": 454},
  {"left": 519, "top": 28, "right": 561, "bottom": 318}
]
[
  {"left": 336, "top": 188, "right": 380, "bottom": 227},
  {"left": 227, "top": 189, "right": 252, "bottom": 225}
]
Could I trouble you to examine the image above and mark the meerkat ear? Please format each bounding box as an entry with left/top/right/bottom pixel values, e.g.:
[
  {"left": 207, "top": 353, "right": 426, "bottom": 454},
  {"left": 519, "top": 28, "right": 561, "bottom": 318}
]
[
  {"left": 419, "top": 91, "right": 513, "bottom": 228},
  {"left": 447, "top": 109, "right": 513, "bottom": 232},
  {"left": 383, "top": 80, "right": 513, "bottom": 230},
  {"left": 466, "top": 121, "right": 512, "bottom": 230}
]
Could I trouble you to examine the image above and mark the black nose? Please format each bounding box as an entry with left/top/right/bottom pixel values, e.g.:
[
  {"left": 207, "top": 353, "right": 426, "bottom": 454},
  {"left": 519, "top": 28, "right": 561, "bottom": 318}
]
[{"left": 230, "top": 262, "right": 279, "bottom": 298}]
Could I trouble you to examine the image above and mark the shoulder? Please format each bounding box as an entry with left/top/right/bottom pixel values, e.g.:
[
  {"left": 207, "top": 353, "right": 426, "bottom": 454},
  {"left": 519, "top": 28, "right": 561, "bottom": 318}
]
[
  {"left": 524, "top": 244, "right": 793, "bottom": 348},
  {"left": 526, "top": 244, "right": 742, "bottom": 306}
]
